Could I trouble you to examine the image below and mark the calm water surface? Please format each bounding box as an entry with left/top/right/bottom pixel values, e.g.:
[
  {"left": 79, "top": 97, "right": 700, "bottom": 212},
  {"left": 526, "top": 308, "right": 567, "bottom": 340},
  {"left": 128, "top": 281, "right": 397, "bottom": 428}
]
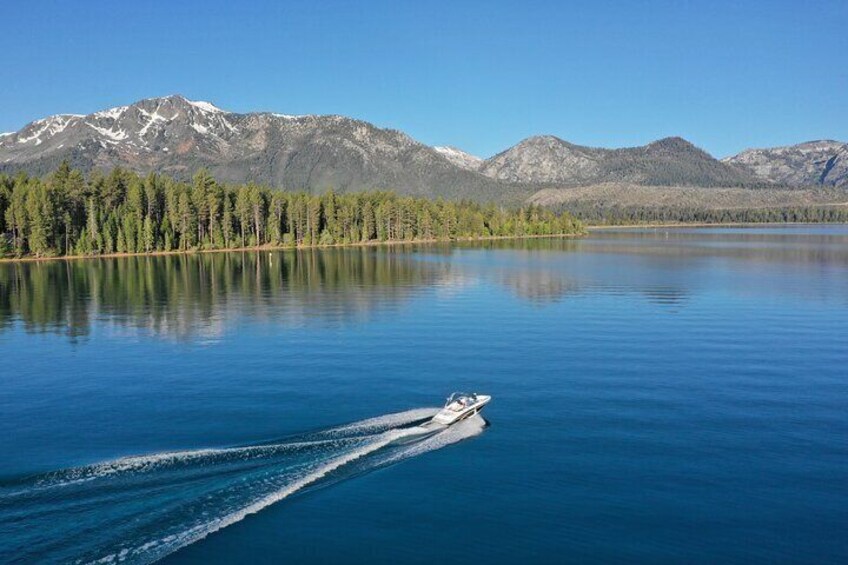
[{"left": 1, "top": 226, "right": 846, "bottom": 563}]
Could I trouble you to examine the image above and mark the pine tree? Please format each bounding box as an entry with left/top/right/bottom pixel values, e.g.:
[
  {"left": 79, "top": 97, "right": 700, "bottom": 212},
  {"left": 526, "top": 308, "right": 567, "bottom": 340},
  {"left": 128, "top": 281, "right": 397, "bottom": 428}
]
[
  {"left": 26, "top": 181, "right": 56, "bottom": 257},
  {"left": 221, "top": 192, "right": 234, "bottom": 248},
  {"left": 143, "top": 216, "right": 155, "bottom": 252}
]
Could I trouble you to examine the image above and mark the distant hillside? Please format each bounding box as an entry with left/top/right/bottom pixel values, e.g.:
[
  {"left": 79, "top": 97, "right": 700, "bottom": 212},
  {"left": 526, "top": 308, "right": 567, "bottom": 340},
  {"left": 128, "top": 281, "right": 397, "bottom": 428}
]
[
  {"left": 528, "top": 183, "right": 848, "bottom": 210},
  {"left": 723, "top": 140, "right": 848, "bottom": 188},
  {"left": 478, "top": 135, "right": 758, "bottom": 187}
]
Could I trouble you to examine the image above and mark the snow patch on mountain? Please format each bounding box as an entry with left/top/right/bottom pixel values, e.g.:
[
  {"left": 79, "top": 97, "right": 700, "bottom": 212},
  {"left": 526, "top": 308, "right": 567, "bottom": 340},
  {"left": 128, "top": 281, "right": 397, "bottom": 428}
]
[
  {"left": 188, "top": 100, "right": 224, "bottom": 114},
  {"left": 216, "top": 115, "right": 238, "bottom": 134},
  {"left": 434, "top": 146, "right": 483, "bottom": 170},
  {"left": 137, "top": 108, "right": 173, "bottom": 136},
  {"left": 16, "top": 115, "right": 82, "bottom": 145},
  {"left": 86, "top": 123, "right": 129, "bottom": 141},
  {"left": 94, "top": 105, "right": 129, "bottom": 120},
  {"left": 271, "top": 113, "right": 314, "bottom": 120}
]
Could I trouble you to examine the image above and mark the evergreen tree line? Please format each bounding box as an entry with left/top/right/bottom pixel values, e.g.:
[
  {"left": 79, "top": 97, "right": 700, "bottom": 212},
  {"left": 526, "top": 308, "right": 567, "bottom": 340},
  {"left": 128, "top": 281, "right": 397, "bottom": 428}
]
[
  {"left": 560, "top": 203, "right": 848, "bottom": 225},
  {"left": 0, "top": 163, "right": 583, "bottom": 258}
]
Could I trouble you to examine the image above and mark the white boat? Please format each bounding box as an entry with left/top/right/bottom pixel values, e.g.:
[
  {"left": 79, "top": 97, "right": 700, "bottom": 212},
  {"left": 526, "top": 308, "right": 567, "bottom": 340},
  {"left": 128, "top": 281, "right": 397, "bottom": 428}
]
[{"left": 428, "top": 392, "right": 491, "bottom": 426}]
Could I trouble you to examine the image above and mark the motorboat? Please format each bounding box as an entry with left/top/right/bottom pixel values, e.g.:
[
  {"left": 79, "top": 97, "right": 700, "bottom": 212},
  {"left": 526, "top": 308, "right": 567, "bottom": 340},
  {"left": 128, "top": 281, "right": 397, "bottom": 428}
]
[{"left": 428, "top": 392, "right": 491, "bottom": 426}]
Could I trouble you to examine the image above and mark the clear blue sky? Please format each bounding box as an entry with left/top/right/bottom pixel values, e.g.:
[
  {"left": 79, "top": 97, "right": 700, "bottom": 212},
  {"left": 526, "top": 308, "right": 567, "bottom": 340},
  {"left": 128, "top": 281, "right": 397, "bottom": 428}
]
[{"left": 2, "top": 0, "right": 845, "bottom": 158}]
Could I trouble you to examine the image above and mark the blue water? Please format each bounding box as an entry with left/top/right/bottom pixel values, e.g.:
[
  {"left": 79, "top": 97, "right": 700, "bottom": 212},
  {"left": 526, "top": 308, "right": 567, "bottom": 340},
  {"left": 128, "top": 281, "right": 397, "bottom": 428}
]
[{"left": 1, "top": 226, "right": 846, "bottom": 563}]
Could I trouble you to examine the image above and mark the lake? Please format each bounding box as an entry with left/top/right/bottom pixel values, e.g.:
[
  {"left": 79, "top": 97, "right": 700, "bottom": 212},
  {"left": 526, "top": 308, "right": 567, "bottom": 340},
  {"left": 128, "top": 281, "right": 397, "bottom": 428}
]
[{"left": 1, "top": 226, "right": 846, "bottom": 563}]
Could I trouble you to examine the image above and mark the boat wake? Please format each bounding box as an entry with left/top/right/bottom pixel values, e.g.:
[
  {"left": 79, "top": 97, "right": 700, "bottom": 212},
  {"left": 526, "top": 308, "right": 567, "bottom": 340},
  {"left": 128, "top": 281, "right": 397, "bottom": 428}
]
[{"left": 0, "top": 408, "right": 486, "bottom": 564}]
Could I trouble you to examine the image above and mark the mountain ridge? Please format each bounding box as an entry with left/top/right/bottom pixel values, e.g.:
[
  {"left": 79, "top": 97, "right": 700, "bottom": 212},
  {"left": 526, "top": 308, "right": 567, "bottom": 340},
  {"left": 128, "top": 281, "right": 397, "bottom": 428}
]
[
  {"left": 0, "top": 95, "right": 521, "bottom": 202},
  {"left": 723, "top": 140, "right": 847, "bottom": 188},
  {"left": 479, "top": 134, "right": 761, "bottom": 187},
  {"left": 1, "top": 95, "right": 846, "bottom": 205}
]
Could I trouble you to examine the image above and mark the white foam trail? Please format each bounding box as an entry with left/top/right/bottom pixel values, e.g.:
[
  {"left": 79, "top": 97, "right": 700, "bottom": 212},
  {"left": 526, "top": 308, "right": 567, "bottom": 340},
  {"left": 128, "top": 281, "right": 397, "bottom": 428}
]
[
  {"left": 29, "top": 437, "right": 363, "bottom": 492},
  {"left": 380, "top": 415, "right": 487, "bottom": 465},
  {"left": 79, "top": 406, "right": 439, "bottom": 488},
  {"left": 3, "top": 407, "right": 486, "bottom": 564},
  {"left": 322, "top": 407, "right": 439, "bottom": 436},
  {"left": 97, "top": 427, "right": 425, "bottom": 564},
  {"left": 6, "top": 409, "right": 438, "bottom": 498}
]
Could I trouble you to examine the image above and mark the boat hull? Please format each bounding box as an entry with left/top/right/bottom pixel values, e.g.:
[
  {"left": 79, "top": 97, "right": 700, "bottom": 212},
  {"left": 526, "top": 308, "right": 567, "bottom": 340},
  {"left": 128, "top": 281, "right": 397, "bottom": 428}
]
[{"left": 429, "top": 394, "right": 491, "bottom": 426}]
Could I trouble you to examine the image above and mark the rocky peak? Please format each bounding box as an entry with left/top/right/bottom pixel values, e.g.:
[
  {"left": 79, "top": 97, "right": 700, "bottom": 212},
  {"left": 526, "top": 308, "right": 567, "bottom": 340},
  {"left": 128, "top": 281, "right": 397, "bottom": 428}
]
[
  {"left": 724, "top": 140, "right": 847, "bottom": 187},
  {"left": 479, "top": 135, "right": 757, "bottom": 187},
  {"left": 478, "top": 135, "right": 604, "bottom": 184}
]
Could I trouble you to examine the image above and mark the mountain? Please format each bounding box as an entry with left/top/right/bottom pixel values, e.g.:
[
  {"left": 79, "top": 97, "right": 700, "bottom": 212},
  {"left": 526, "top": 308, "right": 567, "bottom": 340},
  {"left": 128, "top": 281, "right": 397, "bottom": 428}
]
[
  {"left": 478, "top": 135, "right": 759, "bottom": 187},
  {"left": 723, "top": 140, "right": 848, "bottom": 188},
  {"left": 1, "top": 95, "right": 845, "bottom": 207},
  {"left": 0, "top": 95, "right": 519, "bottom": 202}
]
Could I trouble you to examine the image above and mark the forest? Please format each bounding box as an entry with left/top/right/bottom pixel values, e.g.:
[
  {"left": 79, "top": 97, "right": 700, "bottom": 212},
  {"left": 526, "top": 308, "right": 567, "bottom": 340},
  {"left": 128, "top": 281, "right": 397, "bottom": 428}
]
[
  {"left": 0, "top": 163, "right": 583, "bottom": 258},
  {"left": 560, "top": 203, "right": 848, "bottom": 225}
]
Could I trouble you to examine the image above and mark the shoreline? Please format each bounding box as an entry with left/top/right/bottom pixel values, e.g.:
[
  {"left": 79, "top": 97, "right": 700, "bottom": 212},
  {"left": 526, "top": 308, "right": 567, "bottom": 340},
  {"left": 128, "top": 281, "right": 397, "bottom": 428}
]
[
  {"left": 585, "top": 221, "right": 848, "bottom": 230},
  {"left": 3, "top": 221, "right": 845, "bottom": 264},
  {"left": 0, "top": 233, "right": 585, "bottom": 264}
]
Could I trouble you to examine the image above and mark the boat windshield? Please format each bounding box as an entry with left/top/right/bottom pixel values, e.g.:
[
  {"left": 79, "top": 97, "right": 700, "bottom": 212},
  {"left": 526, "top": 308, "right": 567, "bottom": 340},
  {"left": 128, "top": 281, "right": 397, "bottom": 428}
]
[{"left": 445, "top": 392, "right": 477, "bottom": 410}]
